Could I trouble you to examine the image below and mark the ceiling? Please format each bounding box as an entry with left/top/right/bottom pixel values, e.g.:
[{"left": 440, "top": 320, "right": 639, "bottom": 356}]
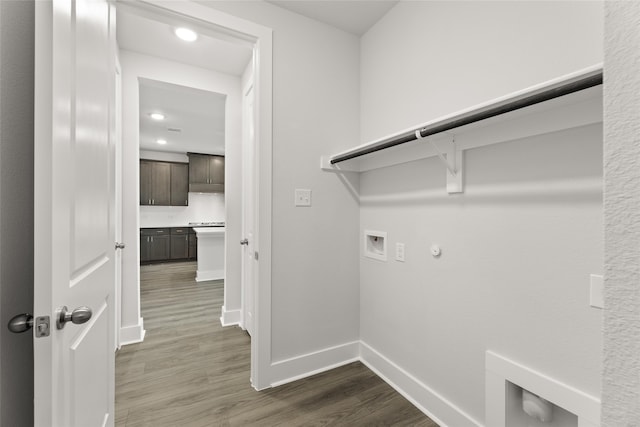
[
  {"left": 139, "top": 79, "right": 226, "bottom": 155},
  {"left": 266, "top": 0, "right": 399, "bottom": 35},
  {"left": 116, "top": 7, "right": 253, "bottom": 76},
  {"left": 117, "top": 5, "right": 253, "bottom": 156},
  {"left": 119, "top": 1, "right": 398, "bottom": 157}
]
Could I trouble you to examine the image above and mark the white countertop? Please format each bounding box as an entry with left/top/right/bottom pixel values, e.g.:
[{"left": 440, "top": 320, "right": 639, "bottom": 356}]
[{"left": 193, "top": 227, "right": 225, "bottom": 235}]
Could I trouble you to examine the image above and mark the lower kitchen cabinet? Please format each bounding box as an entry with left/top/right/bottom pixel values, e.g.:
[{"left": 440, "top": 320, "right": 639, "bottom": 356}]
[
  {"left": 140, "top": 228, "right": 171, "bottom": 263},
  {"left": 189, "top": 230, "right": 197, "bottom": 260},
  {"left": 170, "top": 228, "right": 190, "bottom": 260},
  {"left": 141, "top": 227, "right": 197, "bottom": 264}
]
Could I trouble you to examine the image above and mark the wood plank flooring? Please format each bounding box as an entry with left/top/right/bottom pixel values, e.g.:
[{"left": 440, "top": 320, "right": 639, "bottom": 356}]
[{"left": 115, "top": 261, "right": 438, "bottom": 426}]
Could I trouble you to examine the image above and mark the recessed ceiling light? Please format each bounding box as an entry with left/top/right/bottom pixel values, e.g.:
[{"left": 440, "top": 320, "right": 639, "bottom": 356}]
[
  {"left": 157, "top": 139, "right": 167, "bottom": 145},
  {"left": 174, "top": 27, "right": 198, "bottom": 42},
  {"left": 149, "top": 113, "right": 165, "bottom": 121}
]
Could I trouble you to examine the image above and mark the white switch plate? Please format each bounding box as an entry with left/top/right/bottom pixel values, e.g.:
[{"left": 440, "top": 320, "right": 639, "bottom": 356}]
[
  {"left": 590, "top": 274, "right": 603, "bottom": 309},
  {"left": 395, "top": 243, "right": 405, "bottom": 262},
  {"left": 295, "top": 189, "right": 311, "bottom": 207}
]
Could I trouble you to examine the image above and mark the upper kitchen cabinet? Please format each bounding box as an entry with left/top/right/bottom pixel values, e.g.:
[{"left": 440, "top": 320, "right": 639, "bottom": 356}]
[
  {"left": 140, "top": 160, "right": 171, "bottom": 206},
  {"left": 170, "top": 163, "right": 189, "bottom": 206},
  {"left": 188, "top": 153, "right": 225, "bottom": 193},
  {"left": 140, "top": 159, "right": 189, "bottom": 206}
]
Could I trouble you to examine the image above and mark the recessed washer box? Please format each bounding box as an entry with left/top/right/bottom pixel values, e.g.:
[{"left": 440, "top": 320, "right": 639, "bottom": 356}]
[{"left": 364, "top": 230, "right": 387, "bottom": 261}]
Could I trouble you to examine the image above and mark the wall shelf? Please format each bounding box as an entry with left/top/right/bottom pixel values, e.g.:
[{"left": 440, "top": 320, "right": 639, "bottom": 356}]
[{"left": 321, "top": 64, "right": 603, "bottom": 194}]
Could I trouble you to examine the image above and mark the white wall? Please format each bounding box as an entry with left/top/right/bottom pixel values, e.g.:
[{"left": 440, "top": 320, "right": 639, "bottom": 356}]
[
  {"left": 200, "top": 2, "right": 361, "bottom": 369},
  {"left": 603, "top": 2, "right": 640, "bottom": 425},
  {"left": 139, "top": 150, "right": 225, "bottom": 227},
  {"left": 120, "top": 50, "right": 242, "bottom": 343},
  {"left": 0, "top": 1, "right": 34, "bottom": 425},
  {"left": 359, "top": 2, "right": 603, "bottom": 425},
  {"left": 361, "top": 1, "right": 604, "bottom": 143}
]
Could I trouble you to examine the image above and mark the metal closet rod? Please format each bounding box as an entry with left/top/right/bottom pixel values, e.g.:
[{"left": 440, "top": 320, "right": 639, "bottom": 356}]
[{"left": 330, "top": 72, "right": 603, "bottom": 165}]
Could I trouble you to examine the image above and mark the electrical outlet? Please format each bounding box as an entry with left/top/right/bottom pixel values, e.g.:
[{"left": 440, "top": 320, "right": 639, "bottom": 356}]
[
  {"left": 295, "top": 189, "right": 312, "bottom": 207},
  {"left": 395, "top": 243, "right": 405, "bottom": 262}
]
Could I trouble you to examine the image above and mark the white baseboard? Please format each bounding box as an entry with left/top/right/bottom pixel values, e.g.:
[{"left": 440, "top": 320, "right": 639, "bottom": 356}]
[
  {"left": 360, "top": 341, "right": 482, "bottom": 427},
  {"left": 220, "top": 306, "right": 241, "bottom": 327},
  {"left": 196, "top": 269, "right": 224, "bottom": 282},
  {"left": 119, "top": 318, "right": 146, "bottom": 346},
  {"left": 270, "top": 341, "right": 360, "bottom": 387}
]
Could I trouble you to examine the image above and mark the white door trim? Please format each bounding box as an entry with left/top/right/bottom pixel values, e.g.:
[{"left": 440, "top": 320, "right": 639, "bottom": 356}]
[{"left": 135, "top": 0, "right": 273, "bottom": 390}]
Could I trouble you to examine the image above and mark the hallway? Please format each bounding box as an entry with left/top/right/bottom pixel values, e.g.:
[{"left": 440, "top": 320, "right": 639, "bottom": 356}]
[{"left": 115, "top": 262, "right": 436, "bottom": 426}]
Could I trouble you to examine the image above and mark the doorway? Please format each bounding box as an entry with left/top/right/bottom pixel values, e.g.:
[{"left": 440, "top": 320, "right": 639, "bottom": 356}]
[{"left": 115, "top": 1, "right": 273, "bottom": 390}]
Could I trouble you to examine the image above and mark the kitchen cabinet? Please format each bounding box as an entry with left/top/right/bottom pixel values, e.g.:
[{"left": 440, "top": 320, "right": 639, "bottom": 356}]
[
  {"left": 140, "top": 160, "right": 189, "bottom": 206},
  {"left": 188, "top": 153, "right": 224, "bottom": 193},
  {"left": 170, "top": 163, "right": 189, "bottom": 206},
  {"left": 170, "top": 227, "right": 190, "bottom": 259},
  {"left": 140, "top": 228, "right": 171, "bottom": 263},
  {"left": 189, "top": 229, "right": 197, "bottom": 260},
  {"left": 140, "top": 160, "right": 171, "bottom": 206}
]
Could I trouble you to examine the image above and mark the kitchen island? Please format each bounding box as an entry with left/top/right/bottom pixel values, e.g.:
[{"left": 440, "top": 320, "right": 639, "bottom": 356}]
[{"left": 192, "top": 227, "right": 225, "bottom": 281}]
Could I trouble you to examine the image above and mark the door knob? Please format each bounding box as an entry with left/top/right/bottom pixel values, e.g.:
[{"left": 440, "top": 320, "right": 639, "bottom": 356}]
[
  {"left": 115, "top": 242, "right": 126, "bottom": 249},
  {"left": 8, "top": 313, "right": 50, "bottom": 337},
  {"left": 56, "top": 306, "right": 92, "bottom": 330},
  {"left": 240, "top": 239, "right": 249, "bottom": 245},
  {"left": 8, "top": 313, "right": 33, "bottom": 333}
]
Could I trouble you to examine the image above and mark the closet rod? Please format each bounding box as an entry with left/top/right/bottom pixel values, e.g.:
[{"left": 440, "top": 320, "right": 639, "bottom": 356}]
[{"left": 330, "top": 71, "right": 603, "bottom": 165}]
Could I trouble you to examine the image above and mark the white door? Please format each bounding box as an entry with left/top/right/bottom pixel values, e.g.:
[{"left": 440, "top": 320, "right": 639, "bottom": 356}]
[
  {"left": 241, "top": 80, "right": 256, "bottom": 336},
  {"left": 34, "top": 0, "right": 116, "bottom": 426}
]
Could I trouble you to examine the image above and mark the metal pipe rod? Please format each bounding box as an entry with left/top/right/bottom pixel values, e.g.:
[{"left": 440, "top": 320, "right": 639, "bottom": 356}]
[{"left": 330, "top": 71, "right": 602, "bottom": 165}]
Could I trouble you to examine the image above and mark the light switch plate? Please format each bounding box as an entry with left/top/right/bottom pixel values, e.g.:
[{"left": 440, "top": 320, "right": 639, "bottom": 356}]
[
  {"left": 590, "top": 274, "right": 603, "bottom": 309},
  {"left": 295, "top": 189, "right": 312, "bottom": 207}
]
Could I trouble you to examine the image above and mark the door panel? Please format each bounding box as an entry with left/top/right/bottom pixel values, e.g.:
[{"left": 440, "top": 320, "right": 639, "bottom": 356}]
[
  {"left": 210, "top": 155, "right": 225, "bottom": 185},
  {"left": 188, "top": 154, "right": 209, "bottom": 184},
  {"left": 139, "top": 161, "right": 151, "bottom": 205},
  {"left": 170, "top": 163, "right": 189, "bottom": 206},
  {"left": 151, "top": 162, "right": 171, "bottom": 205},
  {"left": 34, "top": 0, "right": 115, "bottom": 425}
]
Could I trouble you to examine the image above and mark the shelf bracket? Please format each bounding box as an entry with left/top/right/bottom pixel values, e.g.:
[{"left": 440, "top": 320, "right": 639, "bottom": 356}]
[{"left": 415, "top": 130, "right": 463, "bottom": 194}]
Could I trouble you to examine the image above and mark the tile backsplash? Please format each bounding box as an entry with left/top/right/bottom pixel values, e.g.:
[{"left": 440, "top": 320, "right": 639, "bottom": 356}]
[{"left": 140, "top": 192, "right": 225, "bottom": 228}]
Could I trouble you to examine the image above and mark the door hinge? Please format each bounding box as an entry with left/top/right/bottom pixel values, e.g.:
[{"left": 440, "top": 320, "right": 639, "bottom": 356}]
[{"left": 254, "top": 251, "right": 259, "bottom": 260}]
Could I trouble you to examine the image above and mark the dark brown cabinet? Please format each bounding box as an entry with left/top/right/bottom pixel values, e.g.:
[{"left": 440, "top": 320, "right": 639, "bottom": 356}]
[
  {"left": 170, "top": 163, "right": 189, "bottom": 206},
  {"left": 170, "top": 228, "right": 190, "bottom": 259},
  {"left": 188, "top": 229, "right": 197, "bottom": 259},
  {"left": 140, "top": 228, "right": 171, "bottom": 263},
  {"left": 140, "top": 160, "right": 189, "bottom": 206},
  {"left": 188, "top": 153, "right": 224, "bottom": 193},
  {"left": 140, "top": 160, "right": 171, "bottom": 206},
  {"left": 141, "top": 227, "right": 197, "bottom": 264}
]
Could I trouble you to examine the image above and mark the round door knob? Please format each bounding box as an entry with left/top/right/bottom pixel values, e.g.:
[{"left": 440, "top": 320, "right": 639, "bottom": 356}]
[
  {"left": 240, "top": 239, "right": 249, "bottom": 245},
  {"left": 7, "top": 313, "right": 33, "bottom": 333},
  {"left": 56, "top": 306, "right": 92, "bottom": 330}
]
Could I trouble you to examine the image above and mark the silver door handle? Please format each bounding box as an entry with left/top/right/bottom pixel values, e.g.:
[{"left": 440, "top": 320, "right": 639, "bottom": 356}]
[
  {"left": 8, "top": 313, "right": 33, "bottom": 333},
  {"left": 240, "top": 239, "right": 249, "bottom": 245},
  {"left": 115, "top": 242, "right": 126, "bottom": 250},
  {"left": 8, "top": 313, "right": 50, "bottom": 337},
  {"left": 56, "top": 306, "right": 92, "bottom": 330}
]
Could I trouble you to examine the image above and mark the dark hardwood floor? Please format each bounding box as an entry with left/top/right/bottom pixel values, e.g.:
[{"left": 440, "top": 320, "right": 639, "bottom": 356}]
[{"left": 115, "top": 261, "right": 437, "bottom": 426}]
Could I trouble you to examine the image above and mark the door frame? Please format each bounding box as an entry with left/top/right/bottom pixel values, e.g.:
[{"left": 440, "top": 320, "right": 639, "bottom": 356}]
[{"left": 125, "top": 1, "right": 273, "bottom": 390}]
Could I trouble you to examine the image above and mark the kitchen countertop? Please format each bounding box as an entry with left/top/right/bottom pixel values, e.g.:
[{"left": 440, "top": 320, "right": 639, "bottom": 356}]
[{"left": 193, "top": 227, "right": 225, "bottom": 235}]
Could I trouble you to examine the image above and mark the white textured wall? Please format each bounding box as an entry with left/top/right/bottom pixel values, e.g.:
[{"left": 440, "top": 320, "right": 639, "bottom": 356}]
[
  {"left": 602, "top": 2, "right": 640, "bottom": 425},
  {"left": 200, "top": 1, "right": 361, "bottom": 363},
  {"left": 120, "top": 50, "right": 242, "bottom": 341},
  {"left": 359, "top": 2, "right": 603, "bottom": 424}
]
